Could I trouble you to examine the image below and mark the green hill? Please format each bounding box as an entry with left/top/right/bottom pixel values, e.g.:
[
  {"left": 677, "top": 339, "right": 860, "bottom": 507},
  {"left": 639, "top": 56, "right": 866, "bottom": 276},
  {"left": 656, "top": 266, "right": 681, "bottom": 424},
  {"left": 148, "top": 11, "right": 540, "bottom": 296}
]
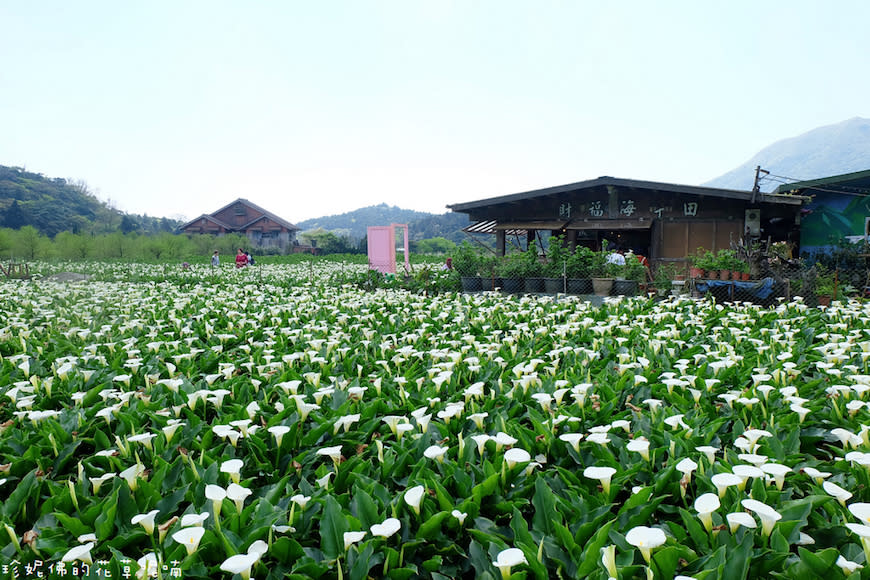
[
  {"left": 0, "top": 165, "right": 179, "bottom": 236},
  {"left": 297, "top": 203, "right": 470, "bottom": 244}
]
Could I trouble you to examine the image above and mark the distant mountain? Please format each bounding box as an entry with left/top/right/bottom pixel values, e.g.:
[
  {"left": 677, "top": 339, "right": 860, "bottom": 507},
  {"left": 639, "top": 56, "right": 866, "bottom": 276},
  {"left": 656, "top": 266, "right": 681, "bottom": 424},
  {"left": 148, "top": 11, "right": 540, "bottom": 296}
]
[
  {"left": 704, "top": 117, "right": 870, "bottom": 191},
  {"left": 297, "top": 203, "right": 470, "bottom": 243},
  {"left": 0, "top": 165, "right": 180, "bottom": 236}
]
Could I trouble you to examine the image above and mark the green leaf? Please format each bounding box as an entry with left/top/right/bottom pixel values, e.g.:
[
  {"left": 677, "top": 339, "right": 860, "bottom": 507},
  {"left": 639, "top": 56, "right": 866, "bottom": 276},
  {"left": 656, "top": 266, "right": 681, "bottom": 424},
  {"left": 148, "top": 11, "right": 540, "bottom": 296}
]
[
  {"left": 95, "top": 488, "right": 118, "bottom": 541},
  {"left": 350, "top": 488, "right": 381, "bottom": 530},
  {"left": 53, "top": 511, "right": 90, "bottom": 537},
  {"left": 320, "top": 495, "right": 349, "bottom": 561},
  {"left": 794, "top": 547, "right": 839, "bottom": 576},
  {"left": 678, "top": 508, "right": 708, "bottom": 551},
  {"left": 531, "top": 478, "right": 559, "bottom": 536},
  {"left": 417, "top": 511, "right": 449, "bottom": 541},
  {"left": 2, "top": 470, "right": 38, "bottom": 523},
  {"left": 472, "top": 473, "right": 501, "bottom": 504},
  {"left": 575, "top": 519, "right": 614, "bottom": 577}
]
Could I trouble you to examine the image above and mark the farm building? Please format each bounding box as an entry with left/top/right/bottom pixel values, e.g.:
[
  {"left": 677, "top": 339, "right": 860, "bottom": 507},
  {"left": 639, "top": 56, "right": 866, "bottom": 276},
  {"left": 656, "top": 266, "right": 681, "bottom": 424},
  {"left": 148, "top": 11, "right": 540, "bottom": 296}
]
[
  {"left": 448, "top": 176, "right": 808, "bottom": 268},
  {"left": 774, "top": 169, "right": 870, "bottom": 253},
  {"left": 178, "top": 198, "right": 300, "bottom": 252}
]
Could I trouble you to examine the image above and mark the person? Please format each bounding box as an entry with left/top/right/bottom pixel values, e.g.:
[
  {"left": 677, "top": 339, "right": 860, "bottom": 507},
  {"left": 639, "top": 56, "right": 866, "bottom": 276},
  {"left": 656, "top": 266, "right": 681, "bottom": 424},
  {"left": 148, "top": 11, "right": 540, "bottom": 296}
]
[
  {"left": 442, "top": 257, "right": 453, "bottom": 270},
  {"left": 606, "top": 247, "right": 626, "bottom": 266},
  {"left": 246, "top": 251, "right": 254, "bottom": 266},
  {"left": 211, "top": 251, "right": 220, "bottom": 267},
  {"left": 235, "top": 248, "right": 248, "bottom": 268}
]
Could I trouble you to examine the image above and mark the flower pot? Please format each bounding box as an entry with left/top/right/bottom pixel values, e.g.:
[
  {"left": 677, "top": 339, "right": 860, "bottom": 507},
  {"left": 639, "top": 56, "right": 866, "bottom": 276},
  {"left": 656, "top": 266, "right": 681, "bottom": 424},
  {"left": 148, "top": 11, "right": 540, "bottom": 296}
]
[
  {"left": 501, "top": 277, "right": 524, "bottom": 293},
  {"left": 731, "top": 271, "right": 742, "bottom": 281},
  {"left": 719, "top": 270, "right": 730, "bottom": 280},
  {"left": 460, "top": 276, "right": 482, "bottom": 292},
  {"left": 543, "top": 277, "right": 564, "bottom": 294},
  {"left": 706, "top": 270, "right": 718, "bottom": 280},
  {"left": 567, "top": 278, "right": 592, "bottom": 294},
  {"left": 480, "top": 276, "right": 499, "bottom": 291},
  {"left": 592, "top": 277, "right": 614, "bottom": 296},
  {"left": 524, "top": 277, "right": 545, "bottom": 293},
  {"left": 740, "top": 272, "right": 750, "bottom": 281},
  {"left": 689, "top": 267, "right": 704, "bottom": 279},
  {"left": 612, "top": 279, "right": 639, "bottom": 296}
]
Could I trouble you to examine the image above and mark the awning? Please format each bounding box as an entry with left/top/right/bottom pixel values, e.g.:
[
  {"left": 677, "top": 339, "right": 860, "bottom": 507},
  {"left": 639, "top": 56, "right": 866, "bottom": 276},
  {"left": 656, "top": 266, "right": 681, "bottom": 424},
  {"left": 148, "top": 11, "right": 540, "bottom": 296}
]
[
  {"left": 463, "top": 220, "right": 530, "bottom": 236},
  {"left": 495, "top": 220, "right": 570, "bottom": 231}
]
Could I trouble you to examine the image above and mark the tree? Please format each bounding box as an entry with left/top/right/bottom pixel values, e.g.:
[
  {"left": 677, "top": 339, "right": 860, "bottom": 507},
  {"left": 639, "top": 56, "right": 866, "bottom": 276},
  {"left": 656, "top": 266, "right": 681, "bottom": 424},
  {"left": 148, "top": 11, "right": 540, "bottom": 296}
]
[
  {"left": 2, "top": 200, "right": 27, "bottom": 229},
  {"left": 120, "top": 214, "right": 139, "bottom": 234},
  {"left": 415, "top": 237, "right": 456, "bottom": 255},
  {"left": 13, "top": 226, "right": 46, "bottom": 259},
  {"left": 55, "top": 231, "right": 92, "bottom": 259}
]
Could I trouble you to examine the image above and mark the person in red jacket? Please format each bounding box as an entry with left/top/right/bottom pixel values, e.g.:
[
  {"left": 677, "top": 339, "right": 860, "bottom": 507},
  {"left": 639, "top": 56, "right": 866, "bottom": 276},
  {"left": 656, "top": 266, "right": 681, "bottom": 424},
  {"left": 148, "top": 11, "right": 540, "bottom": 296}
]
[{"left": 235, "top": 248, "right": 248, "bottom": 268}]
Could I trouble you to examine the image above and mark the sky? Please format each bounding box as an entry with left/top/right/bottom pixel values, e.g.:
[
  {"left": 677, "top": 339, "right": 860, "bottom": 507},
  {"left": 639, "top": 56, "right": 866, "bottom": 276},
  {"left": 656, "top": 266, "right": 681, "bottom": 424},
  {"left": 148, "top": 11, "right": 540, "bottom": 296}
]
[{"left": 2, "top": 1, "right": 870, "bottom": 224}]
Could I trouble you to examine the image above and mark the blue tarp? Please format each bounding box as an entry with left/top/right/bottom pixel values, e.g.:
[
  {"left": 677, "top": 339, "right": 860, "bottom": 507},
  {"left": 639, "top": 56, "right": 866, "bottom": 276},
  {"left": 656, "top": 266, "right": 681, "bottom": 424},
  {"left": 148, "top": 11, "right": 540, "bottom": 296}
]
[{"left": 694, "top": 278, "right": 777, "bottom": 300}]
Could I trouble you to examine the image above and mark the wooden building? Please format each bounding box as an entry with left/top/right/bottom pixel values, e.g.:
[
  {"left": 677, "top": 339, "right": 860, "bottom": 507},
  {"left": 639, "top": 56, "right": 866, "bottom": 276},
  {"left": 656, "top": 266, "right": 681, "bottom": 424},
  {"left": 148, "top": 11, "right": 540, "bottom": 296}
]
[
  {"left": 448, "top": 176, "right": 807, "bottom": 266},
  {"left": 179, "top": 198, "right": 300, "bottom": 252}
]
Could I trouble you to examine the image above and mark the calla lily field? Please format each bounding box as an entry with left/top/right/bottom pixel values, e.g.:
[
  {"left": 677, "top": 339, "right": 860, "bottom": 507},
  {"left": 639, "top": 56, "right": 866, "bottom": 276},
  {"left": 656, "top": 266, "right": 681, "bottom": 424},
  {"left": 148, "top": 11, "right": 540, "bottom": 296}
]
[{"left": 3, "top": 261, "right": 870, "bottom": 578}]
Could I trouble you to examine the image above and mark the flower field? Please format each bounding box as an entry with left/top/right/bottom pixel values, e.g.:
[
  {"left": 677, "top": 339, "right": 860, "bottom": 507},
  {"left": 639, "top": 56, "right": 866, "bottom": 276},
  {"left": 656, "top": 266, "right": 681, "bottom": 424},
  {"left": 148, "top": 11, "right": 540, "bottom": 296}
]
[{"left": 3, "top": 262, "right": 870, "bottom": 579}]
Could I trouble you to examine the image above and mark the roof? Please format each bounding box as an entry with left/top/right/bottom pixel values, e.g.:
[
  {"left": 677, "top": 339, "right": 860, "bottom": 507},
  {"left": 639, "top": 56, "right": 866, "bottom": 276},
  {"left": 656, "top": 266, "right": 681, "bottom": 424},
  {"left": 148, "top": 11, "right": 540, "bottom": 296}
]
[
  {"left": 178, "top": 198, "right": 299, "bottom": 232},
  {"left": 215, "top": 198, "right": 300, "bottom": 231},
  {"left": 177, "top": 213, "right": 233, "bottom": 231},
  {"left": 774, "top": 168, "right": 870, "bottom": 197},
  {"left": 448, "top": 175, "right": 807, "bottom": 213}
]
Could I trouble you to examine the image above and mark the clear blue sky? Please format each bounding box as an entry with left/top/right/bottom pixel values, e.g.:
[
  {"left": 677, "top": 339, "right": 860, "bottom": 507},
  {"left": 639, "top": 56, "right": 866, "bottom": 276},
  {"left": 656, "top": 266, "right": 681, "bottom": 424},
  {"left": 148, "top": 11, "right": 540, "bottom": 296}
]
[{"left": 2, "top": 1, "right": 868, "bottom": 223}]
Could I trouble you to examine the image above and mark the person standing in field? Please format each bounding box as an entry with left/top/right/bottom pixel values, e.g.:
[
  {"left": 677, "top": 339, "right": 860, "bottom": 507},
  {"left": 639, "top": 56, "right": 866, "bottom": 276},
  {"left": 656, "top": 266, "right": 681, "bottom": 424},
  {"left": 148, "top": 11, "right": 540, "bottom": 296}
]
[
  {"left": 235, "top": 248, "right": 248, "bottom": 268},
  {"left": 211, "top": 251, "right": 220, "bottom": 267}
]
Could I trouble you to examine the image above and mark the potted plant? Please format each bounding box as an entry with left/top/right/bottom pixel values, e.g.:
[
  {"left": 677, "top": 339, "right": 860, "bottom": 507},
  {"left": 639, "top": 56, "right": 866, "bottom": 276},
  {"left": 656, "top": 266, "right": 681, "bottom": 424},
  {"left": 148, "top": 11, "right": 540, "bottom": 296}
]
[
  {"left": 591, "top": 244, "right": 615, "bottom": 296},
  {"left": 715, "top": 249, "right": 738, "bottom": 280},
  {"left": 453, "top": 242, "right": 482, "bottom": 292},
  {"left": 496, "top": 250, "right": 528, "bottom": 293},
  {"left": 543, "top": 235, "right": 569, "bottom": 293},
  {"left": 814, "top": 266, "right": 840, "bottom": 306},
  {"left": 653, "top": 262, "right": 686, "bottom": 296},
  {"left": 691, "top": 248, "right": 717, "bottom": 279},
  {"left": 565, "top": 245, "right": 594, "bottom": 294},
  {"left": 521, "top": 246, "right": 545, "bottom": 293},
  {"left": 612, "top": 252, "right": 646, "bottom": 296},
  {"left": 478, "top": 254, "right": 499, "bottom": 291}
]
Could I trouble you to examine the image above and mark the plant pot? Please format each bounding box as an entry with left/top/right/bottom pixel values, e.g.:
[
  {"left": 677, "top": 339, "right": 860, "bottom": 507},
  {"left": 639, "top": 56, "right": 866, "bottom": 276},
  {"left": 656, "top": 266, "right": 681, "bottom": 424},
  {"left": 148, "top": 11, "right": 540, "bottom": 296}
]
[
  {"left": 524, "top": 277, "right": 545, "bottom": 293},
  {"left": 718, "top": 270, "right": 731, "bottom": 280},
  {"left": 706, "top": 270, "right": 718, "bottom": 280},
  {"left": 689, "top": 267, "right": 704, "bottom": 279},
  {"left": 731, "top": 271, "right": 742, "bottom": 281},
  {"left": 543, "top": 277, "right": 564, "bottom": 294},
  {"left": 460, "top": 276, "right": 482, "bottom": 292},
  {"left": 612, "top": 279, "right": 639, "bottom": 296},
  {"left": 567, "top": 278, "right": 592, "bottom": 294},
  {"left": 740, "top": 272, "right": 750, "bottom": 281},
  {"left": 501, "top": 277, "right": 524, "bottom": 293},
  {"left": 480, "top": 276, "right": 498, "bottom": 291},
  {"left": 592, "top": 277, "right": 614, "bottom": 296}
]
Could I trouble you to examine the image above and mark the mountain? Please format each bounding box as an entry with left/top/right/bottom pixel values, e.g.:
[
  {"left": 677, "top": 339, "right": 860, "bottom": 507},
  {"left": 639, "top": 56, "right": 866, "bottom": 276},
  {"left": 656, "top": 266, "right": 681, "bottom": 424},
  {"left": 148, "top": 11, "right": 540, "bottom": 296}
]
[
  {"left": 0, "top": 165, "right": 180, "bottom": 236},
  {"left": 704, "top": 117, "right": 870, "bottom": 191},
  {"left": 297, "top": 203, "right": 469, "bottom": 243}
]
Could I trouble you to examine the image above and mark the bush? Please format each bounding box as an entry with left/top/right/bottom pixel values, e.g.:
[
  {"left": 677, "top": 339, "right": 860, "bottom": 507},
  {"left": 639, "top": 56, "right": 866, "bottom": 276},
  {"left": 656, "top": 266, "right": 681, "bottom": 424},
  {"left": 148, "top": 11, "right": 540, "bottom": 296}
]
[{"left": 566, "top": 246, "right": 595, "bottom": 278}]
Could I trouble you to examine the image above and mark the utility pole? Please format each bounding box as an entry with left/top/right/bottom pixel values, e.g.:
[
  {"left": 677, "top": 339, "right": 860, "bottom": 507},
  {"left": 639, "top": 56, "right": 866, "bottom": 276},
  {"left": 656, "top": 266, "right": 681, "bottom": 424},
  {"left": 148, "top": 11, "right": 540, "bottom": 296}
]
[{"left": 751, "top": 166, "right": 769, "bottom": 203}]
